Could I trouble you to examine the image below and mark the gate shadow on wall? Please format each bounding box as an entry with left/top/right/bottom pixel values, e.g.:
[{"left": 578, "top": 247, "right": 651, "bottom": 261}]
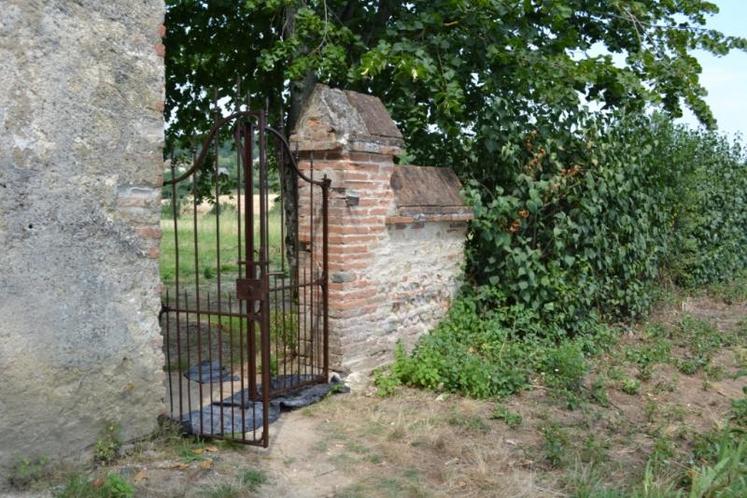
[{"left": 159, "top": 98, "right": 330, "bottom": 447}]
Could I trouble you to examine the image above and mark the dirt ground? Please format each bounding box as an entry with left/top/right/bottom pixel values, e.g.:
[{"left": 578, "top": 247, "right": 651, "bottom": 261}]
[{"left": 11, "top": 292, "right": 746, "bottom": 497}]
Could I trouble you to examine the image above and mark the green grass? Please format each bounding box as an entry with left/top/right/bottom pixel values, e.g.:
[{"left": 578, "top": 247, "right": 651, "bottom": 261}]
[
  {"left": 160, "top": 206, "right": 283, "bottom": 286},
  {"left": 490, "top": 404, "right": 522, "bottom": 428},
  {"left": 55, "top": 473, "right": 134, "bottom": 498}
]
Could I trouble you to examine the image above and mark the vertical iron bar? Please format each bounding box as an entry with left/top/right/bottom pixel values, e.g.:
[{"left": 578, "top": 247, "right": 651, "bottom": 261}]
[
  {"left": 295, "top": 148, "right": 302, "bottom": 389},
  {"left": 309, "top": 153, "right": 314, "bottom": 379},
  {"left": 213, "top": 90, "right": 225, "bottom": 437},
  {"left": 322, "top": 176, "right": 330, "bottom": 380},
  {"left": 236, "top": 120, "right": 251, "bottom": 441},
  {"left": 236, "top": 120, "right": 247, "bottom": 441},
  {"left": 302, "top": 262, "right": 307, "bottom": 382},
  {"left": 228, "top": 293, "right": 235, "bottom": 439},
  {"left": 279, "top": 103, "right": 286, "bottom": 274},
  {"left": 170, "top": 160, "right": 184, "bottom": 422},
  {"left": 207, "top": 292, "right": 214, "bottom": 434},
  {"left": 165, "top": 289, "right": 173, "bottom": 415},
  {"left": 259, "top": 109, "right": 271, "bottom": 446},
  {"left": 277, "top": 103, "right": 289, "bottom": 385},
  {"left": 191, "top": 147, "right": 203, "bottom": 436},
  {"left": 184, "top": 290, "right": 192, "bottom": 415},
  {"left": 246, "top": 120, "right": 257, "bottom": 401}
]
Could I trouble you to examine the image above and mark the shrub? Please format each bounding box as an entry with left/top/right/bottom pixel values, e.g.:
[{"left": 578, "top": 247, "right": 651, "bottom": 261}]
[
  {"left": 382, "top": 111, "right": 746, "bottom": 401},
  {"left": 466, "top": 113, "right": 745, "bottom": 333},
  {"left": 379, "top": 293, "right": 613, "bottom": 399}
]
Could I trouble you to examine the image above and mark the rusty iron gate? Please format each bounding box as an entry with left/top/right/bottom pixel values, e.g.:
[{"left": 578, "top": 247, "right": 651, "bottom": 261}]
[{"left": 160, "top": 104, "right": 330, "bottom": 447}]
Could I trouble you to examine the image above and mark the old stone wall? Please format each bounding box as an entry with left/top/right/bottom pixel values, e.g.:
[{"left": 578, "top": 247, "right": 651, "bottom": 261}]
[
  {"left": 0, "top": 0, "right": 165, "bottom": 475},
  {"left": 357, "top": 221, "right": 468, "bottom": 366},
  {"left": 291, "top": 85, "right": 472, "bottom": 375}
]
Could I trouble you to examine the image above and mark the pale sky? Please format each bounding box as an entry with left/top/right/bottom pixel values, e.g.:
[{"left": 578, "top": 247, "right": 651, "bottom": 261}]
[{"left": 679, "top": 0, "right": 747, "bottom": 138}]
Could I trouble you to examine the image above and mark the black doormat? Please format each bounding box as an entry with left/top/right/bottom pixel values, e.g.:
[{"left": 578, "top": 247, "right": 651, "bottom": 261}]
[
  {"left": 180, "top": 374, "right": 349, "bottom": 436},
  {"left": 215, "top": 374, "right": 350, "bottom": 410},
  {"left": 180, "top": 402, "right": 279, "bottom": 436}
]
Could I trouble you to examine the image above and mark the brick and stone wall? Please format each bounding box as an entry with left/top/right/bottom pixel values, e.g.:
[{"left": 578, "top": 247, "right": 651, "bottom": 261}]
[
  {"left": 291, "top": 85, "right": 472, "bottom": 377},
  {"left": 0, "top": 0, "right": 165, "bottom": 474}
]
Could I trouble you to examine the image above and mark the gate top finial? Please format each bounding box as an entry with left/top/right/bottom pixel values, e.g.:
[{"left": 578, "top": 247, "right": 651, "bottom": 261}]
[{"left": 290, "top": 84, "right": 404, "bottom": 157}]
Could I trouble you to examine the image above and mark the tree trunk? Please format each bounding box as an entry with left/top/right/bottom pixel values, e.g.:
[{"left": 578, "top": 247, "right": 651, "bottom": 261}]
[{"left": 280, "top": 6, "right": 318, "bottom": 280}]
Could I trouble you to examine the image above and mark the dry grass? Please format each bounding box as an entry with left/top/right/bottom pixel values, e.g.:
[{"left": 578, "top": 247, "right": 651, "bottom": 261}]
[{"left": 15, "top": 291, "right": 745, "bottom": 497}]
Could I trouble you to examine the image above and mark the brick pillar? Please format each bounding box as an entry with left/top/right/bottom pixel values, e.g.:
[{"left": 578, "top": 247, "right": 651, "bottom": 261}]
[
  {"left": 291, "top": 86, "right": 404, "bottom": 372},
  {"left": 290, "top": 85, "right": 472, "bottom": 377}
]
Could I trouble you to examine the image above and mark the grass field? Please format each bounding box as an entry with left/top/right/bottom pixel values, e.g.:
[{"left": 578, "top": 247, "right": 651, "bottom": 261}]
[{"left": 160, "top": 203, "right": 283, "bottom": 286}]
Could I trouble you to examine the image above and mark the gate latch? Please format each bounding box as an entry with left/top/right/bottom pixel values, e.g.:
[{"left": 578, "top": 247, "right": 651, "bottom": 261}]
[{"left": 236, "top": 278, "right": 267, "bottom": 301}]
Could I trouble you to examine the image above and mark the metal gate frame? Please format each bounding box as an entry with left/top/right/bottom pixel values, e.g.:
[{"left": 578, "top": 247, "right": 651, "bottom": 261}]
[{"left": 160, "top": 105, "right": 329, "bottom": 447}]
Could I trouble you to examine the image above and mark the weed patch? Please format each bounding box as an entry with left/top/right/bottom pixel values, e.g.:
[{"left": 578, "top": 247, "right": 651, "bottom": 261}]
[
  {"left": 490, "top": 404, "right": 522, "bottom": 429},
  {"left": 7, "top": 456, "right": 50, "bottom": 490},
  {"left": 55, "top": 473, "right": 134, "bottom": 498},
  {"left": 542, "top": 423, "right": 569, "bottom": 468},
  {"left": 94, "top": 422, "right": 123, "bottom": 465}
]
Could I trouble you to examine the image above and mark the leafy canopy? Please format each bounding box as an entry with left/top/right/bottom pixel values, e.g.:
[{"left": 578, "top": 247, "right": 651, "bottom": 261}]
[{"left": 165, "top": 0, "right": 745, "bottom": 165}]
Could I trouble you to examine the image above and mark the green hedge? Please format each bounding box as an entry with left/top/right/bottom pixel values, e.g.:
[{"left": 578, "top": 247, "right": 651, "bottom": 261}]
[{"left": 380, "top": 114, "right": 746, "bottom": 398}]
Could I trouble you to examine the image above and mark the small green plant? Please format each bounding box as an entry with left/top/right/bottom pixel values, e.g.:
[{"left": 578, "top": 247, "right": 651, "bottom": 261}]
[
  {"left": 55, "top": 473, "right": 134, "bottom": 498},
  {"left": 731, "top": 387, "right": 747, "bottom": 427},
  {"left": 637, "top": 363, "right": 653, "bottom": 382},
  {"left": 203, "top": 266, "right": 215, "bottom": 280},
  {"left": 675, "top": 356, "right": 704, "bottom": 375},
  {"left": 590, "top": 376, "right": 609, "bottom": 407},
  {"left": 625, "top": 339, "right": 671, "bottom": 368},
  {"left": 542, "top": 342, "right": 588, "bottom": 409},
  {"left": 373, "top": 366, "right": 401, "bottom": 397},
  {"left": 94, "top": 422, "right": 123, "bottom": 464},
  {"left": 704, "top": 364, "right": 725, "bottom": 382},
  {"left": 653, "top": 379, "right": 677, "bottom": 394},
  {"left": 7, "top": 456, "right": 49, "bottom": 490},
  {"left": 203, "top": 483, "right": 240, "bottom": 498},
  {"left": 542, "top": 423, "right": 569, "bottom": 468},
  {"left": 240, "top": 468, "right": 268, "bottom": 491},
  {"left": 647, "top": 435, "right": 676, "bottom": 470},
  {"left": 543, "top": 342, "right": 587, "bottom": 393},
  {"left": 607, "top": 366, "right": 625, "bottom": 381},
  {"left": 672, "top": 316, "right": 727, "bottom": 374},
  {"left": 644, "top": 400, "right": 657, "bottom": 423},
  {"left": 270, "top": 309, "right": 299, "bottom": 354},
  {"left": 580, "top": 434, "right": 609, "bottom": 463},
  {"left": 179, "top": 439, "right": 207, "bottom": 463},
  {"left": 490, "top": 404, "right": 522, "bottom": 429},
  {"left": 620, "top": 378, "right": 640, "bottom": 395}
]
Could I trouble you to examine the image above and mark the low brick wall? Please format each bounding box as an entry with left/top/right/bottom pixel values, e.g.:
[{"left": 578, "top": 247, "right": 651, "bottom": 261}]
[{"left": 291, "top": 85, "right": 472, "bottom": 375}]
